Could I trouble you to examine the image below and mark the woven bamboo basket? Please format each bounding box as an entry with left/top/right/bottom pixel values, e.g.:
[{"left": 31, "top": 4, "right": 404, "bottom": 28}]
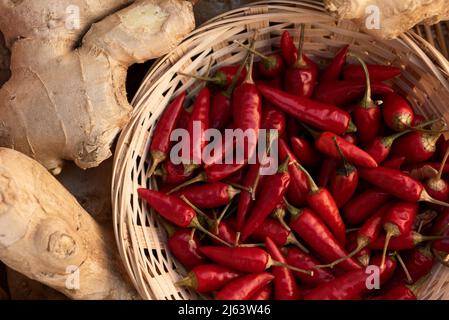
[{"left": 112, "top": 0, "right": 449, "bottom": 300}]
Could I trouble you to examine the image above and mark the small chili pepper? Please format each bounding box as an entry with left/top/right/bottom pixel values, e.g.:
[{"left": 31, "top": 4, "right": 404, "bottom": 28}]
[
  {"left": 179, "top": 64, "right": 247, "bottom": 88},
  {"left": 148, "top": 92, "right": 186, "bottom": 176},
  {"left": 211, "top": 219, "right": 238, "bottom": 246},
  {"left": 240, "top": 158, "right": 291, "bottom": 241},
  {"left": 370, "top": 231, "right": 449, "bottom": 250},
  {"left": 285, "top": 201, "right": 361, "bottom": 271},
  {"left": 371, "top": 282, "right": 417, "bottom": 300},
  {"left": 317, "top": 158, "right": 337, "bottom": 188},
  {"left": 346, "top": 231, "right": 371, "bottom": 267},
  {"left": 285, "top": 247, "right": 335, "bottom": 287},
  {"left": 290, "top": 136, "right": 321, "bottom": 168},
  {"left": 343, "top": 188, "right": 390, "bottom": 225},
  {"left": 251, "top": 218, "right": 307, "bottom": 251},
  {"left": 156, "top": 159, "right": 194, "bottom": 185},
  {"left": 382, "top": 93, "right": 415, "bottom": 131},
  {"left": 329, "top": 137, "right": 359, "bottom": 208},
  {"left": 320, "top": 45, "right": 349, "bottom": 83},
  {"left": 257, "top": 84, "right": 354, "bottom": 135},
  {"left": 390, "top": 131, "right": 443, "bottom": 165},
  {"left": 313, "top": 80, "right": 393, "bottom": 107},
  {"left": 284, "top": 24, "right": 317, "bottom": 98},
  {"left": 382, "top": 157, "right": 406, "bottom": 170},
  {"left": 304, "top": 254, "right": 397, "bottom": 300},
  {"left": 279, "top": 138, "right": 309, "bottom": 207},
  {"left": 399, "top": 246, "right": 434, "bottom": 284},
  {"left": 364, "top": 130, "right": 412, "bottom": 164},
  {"left": 168, "top": 228, "right": 206, "bottom": 269},
  {"left": 265, "top": 236, "right": 300, "bottom": 300},
  {"left": 281, "top": 30, "right": 298, "bottom": 66},
  {"left": 261, "top": 104, "right": 287, "bottom": 138},
  {"left": 343, "top": 64, "right": 401, "bottom": 82},
  {"left": 249, "top": 285, "right": 272, "bottom": 300},
  {"left": 424, "top": 146, "right": 449, "bottom": 202},
  {"left": 236, "top": 163, "right": 261, "bottom": 232},
  {"left": 296, "top": 162, "right": 346, "bottom": 245},
  {"left": 215, "top": 272, "right": 274, "bottom": 300},
  {"left": 379, "top": 202, "right": 418, "bottom": 268},
  {"left": 174, "top": 182, "right": 240, "bottom": 209},
  {"left": 176, "top": 264, "right": 241, "bottom": 293},
  {"left": 199, "top": 246, "right": 313, "bottom": 275},
  {"left": 358, "top": 166, "right": 449, "bottom": 207},
  {"left": 350, "top": 55, "right": 382, "bottom": 145}
]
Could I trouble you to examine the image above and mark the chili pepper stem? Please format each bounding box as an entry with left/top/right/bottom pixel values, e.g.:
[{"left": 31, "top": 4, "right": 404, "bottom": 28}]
[
  {"left": 180, "top": 195, "right": 213, "bottom": 223},
  {"left": 223, "top": 180, "right": 253, "bottom": 194},
  {"left": 273, "top": 207, "right": 291, "bottom": 232},
  {"left": 238, "top": 243, "right": 265, "bottom": 248},
  {"left": 437, "top": 144, "right": 449, "bottom": 180},
  {"left": 168, "top": 172, "right": 207, "bottom": 194},
  {"left": 348, "top": 53, "right": 374, "bottom": 108},
  {"left": 178, "top": 72, "right": 218, "bottom": 83},
  {"left": 184, "top": 163, "right": 199, "bottom": 175},
  {"left": 287, "top": 233, "right": 310, "bottom": 253},
  {"left": 225, "top": 48, "right": 251, "bottom": 97},
  {"left": 235, "top": 232, "right": 241, "bottom": 246},
  {"left": 283, "top": 197, "right": 302, "bottom": 219},
  {"left": 189, "top": 217, "right": 232, "bottom": 247},
  {"left": 347, "top": 120, "right": 358, "bottom": 133},
  {"left": 175, "top": 273, "right": 197, "bottom": 289},
  {"left": 148, "top": 151, "right": 166, "bottom": 177},
  {"left": 381, "top": 223, "right": 400, "bottom": 269},
  {"left": 317, "top": 240, "right": 369, "bottom": 269},
  {"left": 420, "top": 189, "right": 449, "bottom": 207},
  {"left": 268, "top": 256, "right": 314, "bottom": 276},
  {"left": 215, "top": 200, "right": 234, "bottom": 230},
  {"left": 233, "top": 40, "right": 273, "bottom": 63},
  {"left": 295, "top": 161, "right": 320, "bottom": 193},
  {"left": 394, "top": 251, "right": 413, "bottom": 284},
  {"left": 294, "top": 24, "right": 307, "bottom": 68}
]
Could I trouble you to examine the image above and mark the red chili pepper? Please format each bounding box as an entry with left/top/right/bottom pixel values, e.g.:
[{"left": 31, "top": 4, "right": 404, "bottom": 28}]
[
  {"left": 382, "top": 93, "right": 415, "bottom": 131},
  {"left": 431, "top": 208, "right": 449, "bottom": 264},
  {"left": 235, "top": 163, "right": 261, "bottom": 231},
  {"left": 329, "top": 137, "right": 359, "bottom": 208},
  {"left": 168, "top": 228, "right": 206, "bottom": 269},
  {"left": 285, "top": 203, "right": 361, "bottom": 271},
  {"left": 304, "top": 254, "right": 397, "bottom": 300},
  {"left": 176, "top": 264, "right": 241, "bottom": 293},
  {"left": 227, "top": 167, "right": 246, "bottom": 185},
  {"left": 281, "top": 30, "right": 298, "bottom": 66},
  {"left": 346, "top": 231, "right": 371, "bottom": 267},
  {"left": 343, "top": 188, "right": 390, "bottom": 225},
  {"left": 320, "top": 45, "right": 349, "bottom": 83},
  {"left": 285, "top": 247, "right": 335, "bottom": 287},
  {"left": 261, "top": 104, "right": 287, "bottom": 137},
  {"left": 174, "top": 182, "right": 240, "bottom": 209},
  {"left": 287, "top": 117, "right": 302, "bottom": 138},
  {"left": 211, "top": 219, "right": 238, "bottom": 246},
  {"left": 364, "top": 130, "right": 411, "bottom": 164},
  {"left": 290, "top": 136, "right": 321, "bottom": 168},
  {"left": 399, "top": 246, "right": 434, "bottom": 284},
  {"left": 278, "top": 139, "right": 309, "bottom": 207},
  {"left": 249, "top": 285, "right": 272, "bottom": 300},
  {"left": 313, "top": 80, "right": 393, "bottom": 107},
  {"left": 256, "top": 53, "right": 285, "bottom": 78},
  {"left": 390, "top": 131, "right": 442, "bottom": 164},
  {"left": 215, "top": 272, "right": 274, "bottom": 300},
  {"left": 210, "top": 91, "right": 232, "bottom": 130},
  {"left": 157, "top": 159, "right": 194, "bottom": 185},
  {"left": 343, "top": 133, "right": 358, "bottom": 145},
  {"left": 317, "top": 158, "right": 337, "bottom": 188},
  {"left": 265, "top": 236, "right": 300, "bottom": 300},
  {"left": 284, "top": 25, "right": 318, "bottom": 98},
  {"left": 424, "top": 147, "right": 449, "bottom": 202},
  {"left": 404, "top": 162, "right": 446, "bottom": 180},
  {"left": 343, "top": 64, "right": 401, "bottom": 82},
  {"left": 251, "top": 218, "right": 306, "bottom": 251},
  {"left": 350, "top": 55, "right": 382, "bottom": 145},
  {"left": 370, "top": 231, "right": 448, "bottom": 250},
  {"left": 257, "top": 84, "right": 354, "bottom": 135},
  {"left": 148, "top": 92, "right": 186, "bottom": 175},
  {"left": 382, "top": 157, "right": 406, "bottom": 170},
  {"left": 176, "top": 104, "right": 192, "bottom": 130},
  {"left": 371, "top": 282, "right": 417, "bottom": 300},
  {"left": 240, "top": 159, "right": 291, "bottom": 241}
]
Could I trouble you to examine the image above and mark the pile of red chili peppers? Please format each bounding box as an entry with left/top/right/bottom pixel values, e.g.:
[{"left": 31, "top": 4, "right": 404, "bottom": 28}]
[{"left": 138, "top": 27, "right": 449, "bottom": 300}]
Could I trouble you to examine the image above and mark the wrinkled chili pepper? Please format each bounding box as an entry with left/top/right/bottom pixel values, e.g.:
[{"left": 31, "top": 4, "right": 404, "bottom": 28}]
[
  {"left": 251, "top": 218, "right": 307, "bottom": 251},
  {"left": 320, "top": 45, "right": 349, "bottom": 83},
  {"left": 424, "top": 146, "right": 449, "bottom": 202},
  {"left": 343, "top": 64, "right": 401, "bottom": 82},
  {"left": 343, "top": 188, "right": 391, "bottom": 225},
  {"left": 168, "top": 228, "right": 206, "bottom": 269},
  {"left": 370, "top": 231, "right": 449, "bottom": 250},
  {"left": 399, "top": 246, "right": 434, "bottom": 284},
  {"left": 371, "top": 282, "right": 417, "bottom": 300},
  {"left": 215, "top": 272, "right": 274, "bottom": 300},
  {"left": 174, "top": 182, "right": 240, "bottom": 209},
  {"left": 382, "top": 93, "right": 415, "bottom": 131},
  {"left": 157, "top": 159, "right": 194, "bottom": 186},
  {"left": 390, "top": 131, "right": 442, "bottom": 165},
  {"left": 281, "top": 30, "right": 298, "bottom": 66}
]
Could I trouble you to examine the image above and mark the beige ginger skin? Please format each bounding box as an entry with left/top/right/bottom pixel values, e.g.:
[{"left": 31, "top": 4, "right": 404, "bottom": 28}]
[{"left": 0, "top": 0, "right": 195, "bottom": 174}]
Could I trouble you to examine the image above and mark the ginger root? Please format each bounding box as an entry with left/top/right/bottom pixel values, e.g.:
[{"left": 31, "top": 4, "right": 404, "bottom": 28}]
[
  {"left": 0, "top": 147, "right": 138, "bottom": 299},
  {"left": 324, "top": 0, "right": 449, "bottom": 39},
  {"left": 0, "top": 0, "right": 195, "bottom": 174}
]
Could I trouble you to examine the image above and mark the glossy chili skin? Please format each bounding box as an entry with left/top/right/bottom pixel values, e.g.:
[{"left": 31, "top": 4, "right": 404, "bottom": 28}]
[
  {"left": 279, "top": 139, "right": 309, "bottom": 207},
  {"left": 280, "top": 31, "right": 298, "bottom": 66},
  {"left": 343, "top": 188, "right": 391, "bottom": 225},
  {"left": 199, "top": 246, "right": 270, "bottom": 273},
  {"left": 205, "top": 162, "right": 247, "bottom": 182},
  {"left": 261, "top": 104, "right": 287, "bottom": 137},
  {"left": 291, "top": 136, "right": 321, "bottom": 168},
  {"left": 236, "top": 163, "right": 261, "bottom": 231},
  {"left": 382, "top": 157, "right": 406, "bottom": 170},
  {"left": 265, "top": 236, "right": 300, "bottom": 300},
  {"left": 168, "top": 229, "right": 205, "bottom": 269},
  {"left": 211, "top": 220, "right": 238, "bottom": 245},
  {"left": 315, "top": 132, "right": 378, "bottom": 168},
  {"left": 303, "top": 255, "right": 397, "bottom": 300},
  {"left": 174, "top": 182, "right": 238, "bottom": 209},
  {"left": 358, "top": 204, "right": 390, "bottom": 244},
  {"left": 313, "top": 81, "right": 393, "bottom": 107},
  {"left": 329, "top": 160, "right": 359, "bottom": 208},
  {"left": 353, "top": 102, "right": 381, "bottom": 145},
  {"left": 320, "top": 45, "right": 349, "bottom": 83},
  {"left": 358, "top": 166, "right": 423, "bottom": 202},
  {"left": 285, "top": 247, "right": 335, "bottom": 287},
  {"left": 369, "top": 231, "right": 423, "bottom": 250},
  {"left": 365, "top": 135, "right": 398, "bottom": 164},
  {"left": 251, "top": 218, "right": 291, "bottom": 247},
  {"left": 215, "top": 272, "right": 274, "bottom": 300},
  {"left": 159, "top": 160, "right": 194, "bottom": 185},
  {"left": 346, "top": 231, "right": 371, "bottom": 266},
  {"left": 177, "top": 106, "right": 192, "bottom": 130},
  {"left": 185, "top": 264, "right": 241, "bottom": 293},
  {"left": 240, "top": 165, "right": 290, "bottom": 241},
  {"left": 288, "top": 207, "right": 361, "bottom": 271},
  {"left": 138, "top": 189, "right": 195, "bottom": 227},
  {"left": 257, "top": 53, "right": 285, "bottom": 78},
  {"left": 390, "top": 132, "right": 438, "bottom": 164},
  {"left": 318, "top": 158, "right": 337, "bottom": 188},
  {"left": 401, "top": 247, "right": 434, "bottom": 283},
  {"left": 383, "top": 202, "right": 418, "bottom": 239},
  {"left": 343, "top": 64, "right": 401, "bottom": 82},
  {"left": 284, "top": 59, "right": 317, "bottom": 98},
  {"left": 371, "top": 283, "right": 416, "bottom": 300},
  {"left": 257, "top": 84, "right": 352, "bottom": 135},
  {"left": 382, "top": 93, "right": 415, "bottom": 131},
  {"left": 214, "top": 65, "right": 247, "bottom": 87},
  {"left": 210, "top": 91, "right": 232, "bottom": 130},
  {"left": 425, "top": 175, "right": 449, "bottom": 203},
  {"left": 249, "top": 285, "right": 272, "bottom": 300}
]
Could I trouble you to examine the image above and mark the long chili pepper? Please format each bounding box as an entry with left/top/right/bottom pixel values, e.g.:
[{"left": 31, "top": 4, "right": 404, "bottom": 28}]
[
  {"left": 281, "top": 30, "right": 298, "bottom": 66},
  {"left": 215, "top": 272, "right": 274, "bottom": 300},
  {"left": 382, "top": 157, "right": 406, "bottom": 170},
  {"left": 137, "top": 188, "right": 231, "bottom": 246},
  {"left": 312, "top": 80, "right": 393, "bottom": 107},
  {"left": 382, "top": 93, "right": 415, "bottom": 131},
  {"left": 370, "top": 231, "right": 449, "bottom": 250},
  {"left": 210, "top": 91, "right": 233, "bottom": 130},
  {"left": 399, "top": 246, "right": 434, "bottom": 284},
  {"left": 240, "top": 158, "right": 291, "bottom": 241},
  {"left": 343, "top": 188, "right": 390, "bottom": 225},
  {"left": 249, "top": 285, "right": 272, "bottom": 300},
  {"left": 329, "top": 137, "right": 359, "bottom": 208},
  {"left": 167, "top": 228, "right": 206, "bottom": 269},
  {"left": 235, "top": 163, "right": 261, "bottom": 232},
  {"left": 148, "top": 92, "right": 186, "bottom": 176},
  {"left": 319, "top": 203, "right": 390, "bottom": 269},
  {"left": 346, "top": 231, "right": 371, "bottom": 267},
  {"left": 320, "top": 45, "right": 349, "bottom": 83},
  {"left": 156, "top": 159, "right": 194, "bottom": 185},
  {"left": 199, "top": 246, "right": 313, "bottom": 275},
  {"left": 304, "top": 254, "right": 397, "bottom": 300},
  {"left": 290, "top": 136, "right": 321, "bottom": 168},
  {"left": 285, "top": 247, "right": 336, "bottom": 287},
  {"left": 257, "top": 84, "right": 354, "bottom": 135},
  {"left": 176, "top": 264, "right": 241, "bottom": 293},
  {"left": 317, "top": 158, "right": 337, "bottom": 188},
  {"left": 284, "top": 200, "right": 361, "bottom": 271},
  {"left": 174, "top": 182, "right": 240, "bottom": 209},
  {"left": 380, "top": 202, "right": 418, "bottom": 268},
  {"left": 284, "top": 24, "right": 317, "bottom": 98},
  {"left": 350, "top": 54, "right": 382, "bottom": 145},
  {"left": 358, "top": 166, "right": 449, "bottom": 206},
  {"left": 424, "top": 144, "right": 449, "bottom": 202},
  {"left": 279, "top": 138, "right": 309, "bottom": 207},
  {"left": 179, "top": 64, "right": 247, "bottom": 88},
  {"left": 371, "top": 282, "right": 417, "bottom": 300},
  {"left": 343, "top": 64, "right": 401, "bottom": 82},
  {"left": 265, "top": 236, "right": 300, "bottom": 300}
]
